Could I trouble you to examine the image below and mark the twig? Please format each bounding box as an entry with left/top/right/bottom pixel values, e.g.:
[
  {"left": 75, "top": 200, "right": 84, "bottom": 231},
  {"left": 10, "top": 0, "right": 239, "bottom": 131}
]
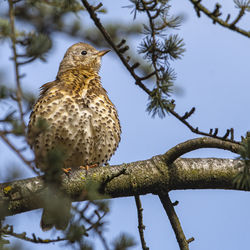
[
  {"left": 7, "top": 0, "right": 26, "bottom": 129},
  {"left": 134, "top": 195, "right": 149, "bottom": 250},
  {"left": 0, "top": 130, "right": 15, "bottom": 135},
  {"left": 230, "top": 6, "right": 246, "bottom": 26},
  {"left": 1, "top": 225, "right": 66, "bottom": 243},
  {"left": 188, "top": 0, "right": 250, "bottom": 38},
  {"left": 0, "top": 134, "right": 38, "bottom": 174},
  {"left": 100, "top": 168, "right": 127, "bottom": 192},
  {"left": 167, "top": 108, "right": 240, "bottom": 144},
  {"left": 141, "top": 0, "right": 160, "bottom": 90},
  {"left": 140, "top": 1, "right": 237, "bottom": 143},
  {"left": 159, "top": 193, "right": 192, "bottom": 250},
  {"left": 83, "top": 215, "right": 109, "bottom": 250},
  {"left": 72, "top": 204, "right": 110, "bottom": 250},
  {"left": 81, "top": 0, "right": 152, "bottom": 96},
  {"left": 86, "top": 211, "right": 107, "bottom": 232},
  {"left": 80, "top": 0, "right": 241, "bottom": 144},
  {"left": 139, "top": 70, "right": 156, "bottom": 80},
  {"left": 17, "top": 56, "right": 37, "bottom": 66}
]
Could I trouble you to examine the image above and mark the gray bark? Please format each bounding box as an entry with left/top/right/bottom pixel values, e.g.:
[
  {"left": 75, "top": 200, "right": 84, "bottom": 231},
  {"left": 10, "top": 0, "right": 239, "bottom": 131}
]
[{"left": 0, "top": 156, "right": 245, "bottom": 217}]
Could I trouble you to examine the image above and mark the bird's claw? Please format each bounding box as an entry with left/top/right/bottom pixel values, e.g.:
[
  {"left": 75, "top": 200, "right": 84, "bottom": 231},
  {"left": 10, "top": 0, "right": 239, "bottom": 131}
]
[
  {"left": 80, "top": 164, "right": 98, "bottom": 171},
  {"left": 63, "top": 168, "right": 72, "bottom": 176}
]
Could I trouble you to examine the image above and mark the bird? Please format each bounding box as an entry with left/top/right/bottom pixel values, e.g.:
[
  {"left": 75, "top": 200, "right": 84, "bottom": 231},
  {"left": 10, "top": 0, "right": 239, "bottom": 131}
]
[{"left": 27, "top": 42, "right": 121, "bottom": 231}]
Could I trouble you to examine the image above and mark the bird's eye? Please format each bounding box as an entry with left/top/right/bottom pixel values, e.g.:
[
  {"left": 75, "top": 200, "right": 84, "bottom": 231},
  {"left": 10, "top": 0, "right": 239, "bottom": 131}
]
[{"left": 81, "top": 50, "right": 87, "bottom": 55}]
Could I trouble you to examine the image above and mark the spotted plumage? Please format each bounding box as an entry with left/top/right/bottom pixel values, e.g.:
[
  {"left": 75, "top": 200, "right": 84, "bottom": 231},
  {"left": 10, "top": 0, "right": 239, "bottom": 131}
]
[{"left": 27, "top": 42, "right": 121, "bottom": 230}]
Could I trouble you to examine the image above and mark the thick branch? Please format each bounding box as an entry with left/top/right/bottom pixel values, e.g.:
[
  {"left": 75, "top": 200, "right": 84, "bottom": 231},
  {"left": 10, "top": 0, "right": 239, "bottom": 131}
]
[
  {"left": 163, "top": 137, "right": 242, "bottom": 165},
  {"left": 0, "top": 157, "right": 245, "bottom": 217}
]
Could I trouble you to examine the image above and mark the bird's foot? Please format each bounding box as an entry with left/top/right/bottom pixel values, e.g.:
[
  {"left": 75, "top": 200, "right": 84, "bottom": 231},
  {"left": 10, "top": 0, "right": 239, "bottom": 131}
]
[
  {"left": 80, "top": 164, "right": 98, "bottom": 171},
  {"left": 63, "top": 168, "right": 72, "bottom": 176}
]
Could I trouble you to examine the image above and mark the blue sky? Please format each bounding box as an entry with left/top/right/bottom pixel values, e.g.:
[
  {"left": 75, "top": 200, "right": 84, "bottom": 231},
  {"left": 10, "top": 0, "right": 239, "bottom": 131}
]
[{"left": 1, "top": 0, "right": 250, "bottom": 249}]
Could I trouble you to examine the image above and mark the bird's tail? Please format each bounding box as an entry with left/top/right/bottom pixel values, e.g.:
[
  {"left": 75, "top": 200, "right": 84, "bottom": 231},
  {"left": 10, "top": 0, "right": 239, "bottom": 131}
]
[{"left": 40, "top": 197, "right": 71, "bottom": 231}]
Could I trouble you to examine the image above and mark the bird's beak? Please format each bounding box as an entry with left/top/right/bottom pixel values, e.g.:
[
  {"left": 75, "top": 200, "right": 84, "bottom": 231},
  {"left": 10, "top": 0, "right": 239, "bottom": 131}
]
[{"left": 97, "top": 49, "right": 111, "bottom": 57}]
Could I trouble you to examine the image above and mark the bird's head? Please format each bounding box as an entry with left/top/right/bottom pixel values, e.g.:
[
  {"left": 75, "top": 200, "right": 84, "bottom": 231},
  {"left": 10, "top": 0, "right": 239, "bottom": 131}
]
[{"left": 57, "top": 42, "right": 110, "bottom": 75}]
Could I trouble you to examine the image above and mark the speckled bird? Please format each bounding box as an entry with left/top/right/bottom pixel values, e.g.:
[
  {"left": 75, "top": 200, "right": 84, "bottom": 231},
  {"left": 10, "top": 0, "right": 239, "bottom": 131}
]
[{"left": 27, "top": 42, "right": 121, "bottom": 231}]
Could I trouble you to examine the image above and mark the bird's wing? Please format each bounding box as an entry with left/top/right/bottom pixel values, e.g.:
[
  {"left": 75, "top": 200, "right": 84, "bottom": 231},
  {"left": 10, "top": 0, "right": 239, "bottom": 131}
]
[{"left": 27, "top": 79, "right": 63, "bottom": 147}]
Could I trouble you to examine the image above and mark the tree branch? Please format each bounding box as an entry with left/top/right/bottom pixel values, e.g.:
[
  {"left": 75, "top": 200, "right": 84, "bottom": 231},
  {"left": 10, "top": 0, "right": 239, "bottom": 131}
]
[
  {"left": 159, "top": 193, "right": 191, "bottom": 250},
  {"left": 1, "top": 224, "right": 66, "bottom": 244},
  {"left": 0, "top": 157, "right": 246, "bottom": 217},
  {"left": 134, "top": 195, "right": 149, "bottom": 250},
  {"left": 80, "top": 0, "right": 241, "bottom": 144},
  {"left": 188, "top": 0, "right": 250, "bottom": 38},
  {"left": 230, "top": 6, "right": 246, "bottom": 26},
  {"left": 167, "top": 109, "right": 239, "bottom": 144},
  {"left": 163, "top": 137, "right": 242, "bottom": 165},
  {"left": 81, "top": 0, "right": 152, "bottom": 96},
  {"left": 8, "top": 0, "right": 26, "bottom": 129},
  {"left": 0, "top": 134, "right": 37, "bottom": 174}
]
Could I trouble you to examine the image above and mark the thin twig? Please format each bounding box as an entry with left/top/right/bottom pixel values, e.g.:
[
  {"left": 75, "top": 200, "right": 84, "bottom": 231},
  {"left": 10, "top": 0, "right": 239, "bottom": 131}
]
[
  {"left": 0, "top": 130, "right": 15, "bottom": 135},
  {"left": 81, "top": 0, "right": 152, "bottom": 96},
  {"left": 134, "top": 195, "right": 149, "bottom": 250},
  {"left": 72, "top": 204, "right": 110, "bottom": 250},
  {"left": 159, "top": 193, "right": 192, "bottom": 250},
  {"left": 0, "top": 134, "right": 38, "bottom": 174},
  {"left": 18, "top": 56, "right": 37, "bottom": 66},
  {"left": 188, "top": 0, "right": 250, "bottom": 38},
  {"left": 230, "top": 6, "right": 246, "bottom": 26},
  {"left": 1, "top": 225, "right": 66, "bottom": 244},
  {"left": 167, "top": 108, "right": 240, "bottom": 144},
  {"left": 7, "top": 0, "right": 26, "bottom": 129},
  {"left": 139, "top": 70, "right": 156, "bottom": 80},
  {"left": 86, "top": 211, "right": 107, "bottom": 232},
  {"left": 84, "top": 216, "right": 109, "bottom": 250},
  {"left": 141, "top": 0, "right": 160, "bottom": 90}
]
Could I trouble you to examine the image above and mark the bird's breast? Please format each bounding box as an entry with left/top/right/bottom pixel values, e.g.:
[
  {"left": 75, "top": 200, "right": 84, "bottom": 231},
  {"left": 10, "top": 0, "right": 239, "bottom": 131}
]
[{"left": 29, "top": 89, "right": 121, "bottom": 168}]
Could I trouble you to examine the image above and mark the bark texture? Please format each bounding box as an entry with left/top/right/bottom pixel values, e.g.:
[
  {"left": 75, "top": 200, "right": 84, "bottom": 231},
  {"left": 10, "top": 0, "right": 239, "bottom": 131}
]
[{"left": 0, "top": 156, "right": 245, "bottom": 217}]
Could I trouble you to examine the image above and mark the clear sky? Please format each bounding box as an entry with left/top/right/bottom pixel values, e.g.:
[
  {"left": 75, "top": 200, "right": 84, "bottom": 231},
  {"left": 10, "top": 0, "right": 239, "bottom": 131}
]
[{"left": 1, "top": 0, "right": 250, "bottom": 249}]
